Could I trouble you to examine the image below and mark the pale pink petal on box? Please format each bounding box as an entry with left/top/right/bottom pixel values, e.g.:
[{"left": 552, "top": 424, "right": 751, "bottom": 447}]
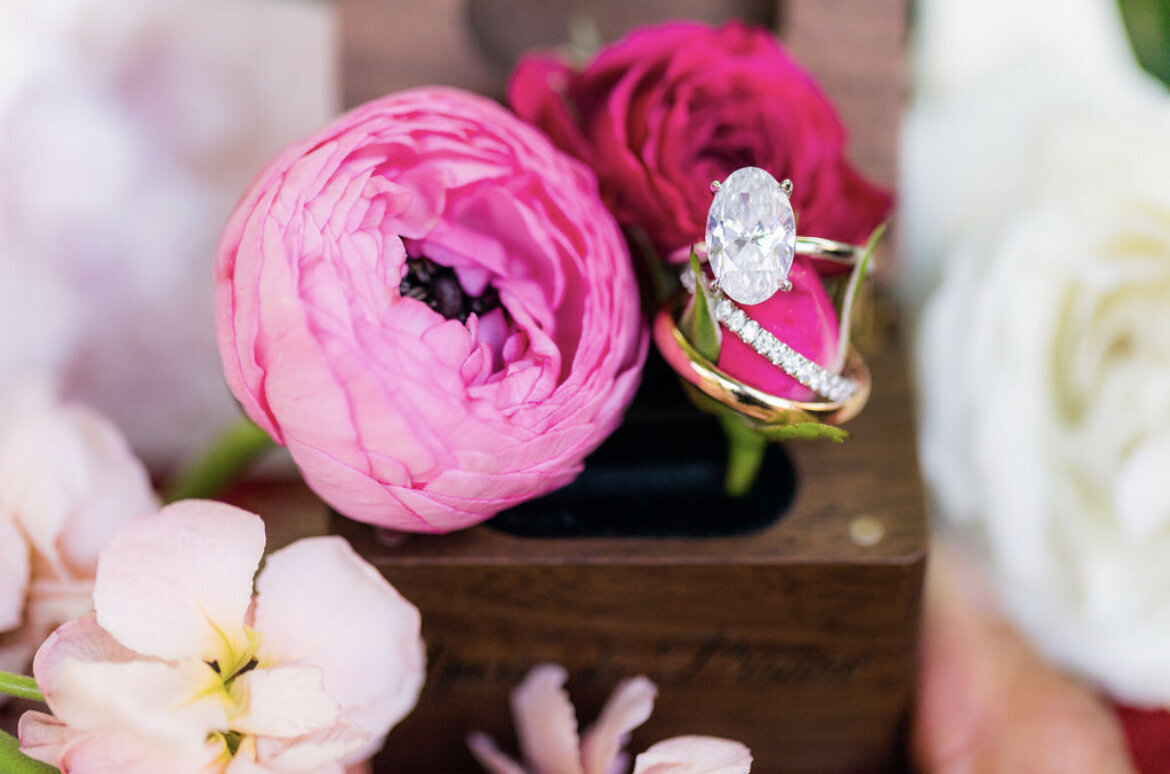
[
  {"left": 580, "top": 677, "right": 657, "bottom": 774},
  {"left": 511, "top": 664, "right": 586, "bottom": 774},
  {"left": 93, "top": 501, "right": 264, "bottom": 662},
  {"left": 252, "top": 536, "right": 425, "bottom": 757},
  {"left": 631, "top": 737, "right": 753, "bottom": 774},
  {"left": 468, "top": 731, "right": 532, "bottom": 774}
]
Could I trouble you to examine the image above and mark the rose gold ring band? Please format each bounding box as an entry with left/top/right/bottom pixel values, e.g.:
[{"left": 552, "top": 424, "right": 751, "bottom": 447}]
[{"left": 652, "top": 306, "right": 871, "bottom": 426}]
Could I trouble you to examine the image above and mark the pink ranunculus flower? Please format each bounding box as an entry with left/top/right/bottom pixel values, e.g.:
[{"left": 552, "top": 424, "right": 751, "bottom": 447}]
[
  {"left": 469, "top": 664, "right": 753, "bottom": 774},
  {"left": 216, "top": 86, "right": 646, "bottom": 533},
  {"left": 0, "top": 384, "right": 157, "bottom": 677},
  {"left": 508, "top": 21, "right": 891, "bottom": 263},
  {"left": 18, "top": 500, "right": 426, "bottom": 773}
]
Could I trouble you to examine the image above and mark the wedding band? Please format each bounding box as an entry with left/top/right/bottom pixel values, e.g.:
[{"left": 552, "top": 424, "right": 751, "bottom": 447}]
[
  {"left": 653, "top": 306, "right": 871, "bottom": 426},
  {"left": 680, "top": 271, "right": 859, "bottom": 403}
]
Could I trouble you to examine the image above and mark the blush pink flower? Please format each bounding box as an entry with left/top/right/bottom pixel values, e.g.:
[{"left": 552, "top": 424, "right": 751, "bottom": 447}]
[
  {"left": 216, "top": 86, "right": 646, "bottom": 534},
  {"left": 509, "top": 21, "right": 891, "bottom": 263},
  {"left": 469, "top": 665, "right": 752, "bottom": 774},
  {"left": 0, "top": 384, "right": 157, "bottom": 677},
  {"left": 18, "top": 500, "right": 426, "bottom": 773}
]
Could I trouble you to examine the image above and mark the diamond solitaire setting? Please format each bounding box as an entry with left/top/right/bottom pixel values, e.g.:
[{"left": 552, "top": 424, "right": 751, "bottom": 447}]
[{"left": 705, "top": 166, "right": 796, "bottom": 306}]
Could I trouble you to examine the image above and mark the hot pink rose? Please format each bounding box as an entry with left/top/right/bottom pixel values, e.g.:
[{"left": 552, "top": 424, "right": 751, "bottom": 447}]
[
  {"left": 508, "top": 21, "right": 891, "bottom": 262},
  {"left": 216, "top": 87, "right": 646, "bottom": 534}
]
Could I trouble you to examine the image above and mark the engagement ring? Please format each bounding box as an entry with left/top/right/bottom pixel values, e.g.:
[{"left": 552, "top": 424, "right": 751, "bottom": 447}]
[
  {"left": 685, "top": 166, "right": 865, "bottom": 402},
  {"left": 703, "top": 166, "right": 865, "bottom": 305}
]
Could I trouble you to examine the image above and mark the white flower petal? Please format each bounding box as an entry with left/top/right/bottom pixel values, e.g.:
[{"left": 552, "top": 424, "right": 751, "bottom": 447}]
[
  {"left": 511, "top": 664, "right": 585, "bottom": 774},
  {"left": 231, "top": 664, "right": 341, "bottom": 738},
  {"left": 93, "top": 500, "right": 265, "bottom": 662},
  {"left": 18, "top": 710, "right": 74, "bottom": 768},
  {"left": 632, "top": 737, "right": 752, "bottom": 774},
  {"left": 0, "top": 517, "right": 30, "bottom": 631},
  {"left": 251, "top": 723, "right": 369, "bottom": 773},
  {"left": 580, "top": 676, "right": 656, "bottom": 774},
  {"left": 253, "top": 536, "right": 424, "bottom": 746}
]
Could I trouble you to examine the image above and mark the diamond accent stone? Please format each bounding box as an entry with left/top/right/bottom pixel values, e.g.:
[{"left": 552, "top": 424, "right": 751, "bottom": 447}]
[{"left": 705, "top": 167, "right": 796, "bottom": 306}]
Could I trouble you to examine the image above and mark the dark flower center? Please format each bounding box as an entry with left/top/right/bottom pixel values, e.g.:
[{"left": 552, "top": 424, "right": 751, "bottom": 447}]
[{"left": 398, "top": 257, "right": 501, "bottom": 324}]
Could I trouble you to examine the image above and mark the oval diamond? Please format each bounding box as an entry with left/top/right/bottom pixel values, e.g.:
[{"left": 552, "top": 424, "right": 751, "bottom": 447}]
[{"left": 705, "top": 166, "right": 796, "bottom": 306}]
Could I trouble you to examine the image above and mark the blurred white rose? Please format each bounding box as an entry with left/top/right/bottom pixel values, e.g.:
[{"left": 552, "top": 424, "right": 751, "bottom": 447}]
[
  {"left": 918, "top": 115, "right": 1170, "bottom": 706},
  {"left": 900, "top": 0, "right": 1166, "bottom": 306},
  {"left": 0, "top": 0, "right": 336, "bottom": 469},
  {"left": 0, "top": 383, "right": 157, "bottom": 676}
]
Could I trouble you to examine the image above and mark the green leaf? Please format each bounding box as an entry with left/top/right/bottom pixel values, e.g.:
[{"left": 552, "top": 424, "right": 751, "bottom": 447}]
[
  {"left": 752, "top": 422, "right": 850, "bottom": 443},
  {"left": 165, "top": 419, "right": 275, "bottom": 503},
  {"left": 0, "top": 671, "right": 43, "bottom": 702},
  {"left": 718, "top": 411, "right": 769, "bottom": 498},
  {"left": 0, "top": 729, "right": 58, "bottom": 774},
  {"left": 1118, "top": 0, "right": 1170, "bottom": 87},
  {"left": 834, "top": 222, "right": 886, "bottom": 372},
  {"left": 678, "top": 248, "right": 722, "bottom": 362}
]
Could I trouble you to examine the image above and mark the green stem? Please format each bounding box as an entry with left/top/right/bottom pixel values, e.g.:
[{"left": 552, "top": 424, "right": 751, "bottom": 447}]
[
  {"left": 0, "top": 729, "right": 58, "bottom": 774},
  {"left": 0, "top": 672, "right": 43, "bottom": 702},
  {"left": 165, "top": 419, "right": 276, "bottom": 503},
  {"left": 719, "top": 413, "right": 768, "bottom": 498}
]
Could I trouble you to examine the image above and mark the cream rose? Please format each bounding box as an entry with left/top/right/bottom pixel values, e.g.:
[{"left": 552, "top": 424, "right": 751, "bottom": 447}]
[{"left": 917, "top": 116, "right": 1170, "bottom": 706}]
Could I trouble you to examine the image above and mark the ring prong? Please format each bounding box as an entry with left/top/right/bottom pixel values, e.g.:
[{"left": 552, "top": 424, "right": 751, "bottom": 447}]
[
  {"left": 780, "top": 179, "right": 794, "bottom": 196},
  {"left": 709, "top": 180, "right": 722, "bottom": 194},
  {"left": 779, "top": 278, "right": 793, "bottom": 292}
]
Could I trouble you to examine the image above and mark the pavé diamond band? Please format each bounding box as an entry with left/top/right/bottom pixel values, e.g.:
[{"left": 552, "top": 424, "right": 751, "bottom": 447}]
[
  {"left": 680, "top": 271, "right": 858, "bottom": 402},
  {"left": 652, "top": 306, "right": 871, "bottom": 427}
]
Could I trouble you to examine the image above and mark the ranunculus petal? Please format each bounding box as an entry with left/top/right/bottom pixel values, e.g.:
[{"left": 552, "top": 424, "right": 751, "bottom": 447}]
[
  {"left": 93, "top": 500, "right": 265, "bottom": 662},
  {"left": 230, "top": 664, "right": 341, "bottom": 738},
  {"left": 511, "top": 664, "right": 585, "bottom": 774},
  {"left": 580, "top": 676, "right": 656, "bottom": 774},
  {"left": 631, "top": 737, "right": 752, "bottom": 774},
  {"left": 0, "top": 517, "right": 29, "bottom": 632},
  {"left": 252, "top": 536, "right": 424, "bottom": 748}
]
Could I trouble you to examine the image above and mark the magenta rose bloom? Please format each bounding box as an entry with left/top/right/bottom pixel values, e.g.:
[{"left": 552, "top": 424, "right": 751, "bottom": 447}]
[
  {"left": 509, "top": 21, "right": 891, "bottom": 262},
  {"left": 215, "top": 87, "right": 646, "bottom": 533}
]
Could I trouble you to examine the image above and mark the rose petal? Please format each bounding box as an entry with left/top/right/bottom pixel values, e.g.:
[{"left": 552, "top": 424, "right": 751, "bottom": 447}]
[
  {"left": 580, "top": 676, "right": 656, "bottom": 774},
  {"left": 230, "top": 664, "right": 341, "bottom": 738},
  {"left": 632, "top": 737, "right": 752, "bottom": 774},
  {"left": 511, "top": 664, "right": 585, "bottom": 774},
  {"left": 253, "top": 536, "right": 424, "bottom": 747},
  {"left": 93, "top": 500, "right": 265, "bottom": 662}
]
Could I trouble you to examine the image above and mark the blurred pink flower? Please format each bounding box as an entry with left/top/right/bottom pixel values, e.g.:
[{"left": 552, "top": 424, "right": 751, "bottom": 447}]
[
  {"left": 509, "top": 21, "right": 890, "bottom": 263},
  {"left": 469, "top": 664, "right": 752, "bottom": 774},
  {"left": 0, "top": 385, "right": 157, "bottom": 677},
  {"left": 0, "top": 0, "right": 335, "bottom": 469},
  {"left": 216, "top": 86, "right": 646, "bottom": 534},
  {"left": 19, "top": 500, "right": 426, "bottom": 773}
]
